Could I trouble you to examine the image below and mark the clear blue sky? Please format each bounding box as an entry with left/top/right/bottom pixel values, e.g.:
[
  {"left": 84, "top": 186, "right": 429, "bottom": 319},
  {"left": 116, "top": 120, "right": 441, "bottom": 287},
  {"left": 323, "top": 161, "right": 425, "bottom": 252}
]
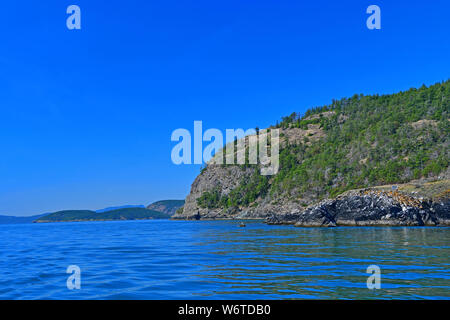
[{"left": 0, "top": 0, "right": 449, "bottom": 216}]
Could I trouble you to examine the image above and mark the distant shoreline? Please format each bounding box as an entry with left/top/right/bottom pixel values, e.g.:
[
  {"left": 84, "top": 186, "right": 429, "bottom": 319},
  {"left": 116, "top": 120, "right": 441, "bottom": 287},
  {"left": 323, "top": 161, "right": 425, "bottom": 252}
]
[{"left": 33, "top": 217, "right": 166, "bottom": 223}]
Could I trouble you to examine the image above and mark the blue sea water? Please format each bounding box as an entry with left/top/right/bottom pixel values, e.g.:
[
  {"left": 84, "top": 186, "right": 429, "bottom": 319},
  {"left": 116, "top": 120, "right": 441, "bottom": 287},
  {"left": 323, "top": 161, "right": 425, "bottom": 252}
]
[{"left": 0, "top": 220, "right": 449, "bottom": 300}]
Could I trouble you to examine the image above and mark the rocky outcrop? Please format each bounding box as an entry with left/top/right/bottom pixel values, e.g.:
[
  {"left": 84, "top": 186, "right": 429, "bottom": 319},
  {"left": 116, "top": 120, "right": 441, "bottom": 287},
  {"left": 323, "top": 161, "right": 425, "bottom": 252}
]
[
  {"left": 266, "top": 188, "right": 450, "bottom": 227},
  {"left": 174, "top": 153, "right": 450, "bottom": 224},
  {"left": 174, "top": 168, "right": 450, "bottom": 225}
]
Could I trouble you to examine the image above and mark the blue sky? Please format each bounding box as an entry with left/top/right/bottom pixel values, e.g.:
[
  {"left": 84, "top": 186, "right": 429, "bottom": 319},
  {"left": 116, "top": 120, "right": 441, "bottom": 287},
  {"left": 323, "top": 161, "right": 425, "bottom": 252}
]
[{"left": 0, "top": 0, "right": 449, "bottom": 216}]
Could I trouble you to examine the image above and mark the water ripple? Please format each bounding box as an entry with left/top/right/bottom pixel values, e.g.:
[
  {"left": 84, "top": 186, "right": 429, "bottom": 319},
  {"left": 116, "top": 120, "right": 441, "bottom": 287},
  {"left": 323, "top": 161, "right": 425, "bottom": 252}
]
[{"left": 0, "top": 220, "right": 449, "bottom": 299}]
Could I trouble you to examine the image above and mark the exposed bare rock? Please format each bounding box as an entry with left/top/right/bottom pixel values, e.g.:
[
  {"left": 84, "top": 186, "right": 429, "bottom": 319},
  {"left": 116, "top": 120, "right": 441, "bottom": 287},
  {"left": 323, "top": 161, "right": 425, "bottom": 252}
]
[
  {"left": 266, "top": 187, "right": 450, "bottom": 227},
  {"left": 282, "top": 125, "right": 325, "bottom": 145},
  {"left": 410, "top": 119, "right": 438, "bottom": 129}
]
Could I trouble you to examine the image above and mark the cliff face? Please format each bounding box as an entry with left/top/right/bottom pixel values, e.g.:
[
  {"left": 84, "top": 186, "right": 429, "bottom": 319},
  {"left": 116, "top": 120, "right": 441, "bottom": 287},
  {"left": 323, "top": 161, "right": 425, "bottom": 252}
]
[
  {"left": 172, "top": 125, "right": 329, "bottom": 220},
  {"left": 178, "top": 166, "right": 255, "bottom": 220},
  {"left": 172, "top": 81, "right": 450, "bottom": 224}
]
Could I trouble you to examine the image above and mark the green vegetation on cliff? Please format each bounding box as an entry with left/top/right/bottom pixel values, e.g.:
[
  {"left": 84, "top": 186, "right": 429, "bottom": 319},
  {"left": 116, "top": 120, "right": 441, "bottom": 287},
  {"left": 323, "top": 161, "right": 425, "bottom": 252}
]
[
  {"left": 197, "top": 167, "right": 270, "bottom": 208},
  {"left": 197, "top": 80, "right": 450, "bottom": 209}
]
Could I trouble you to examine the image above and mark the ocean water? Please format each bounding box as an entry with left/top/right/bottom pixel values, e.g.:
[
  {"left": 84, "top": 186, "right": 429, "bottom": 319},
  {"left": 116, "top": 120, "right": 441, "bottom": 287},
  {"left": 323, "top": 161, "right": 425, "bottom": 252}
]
[{"left": 0, "top": 220, "right": 449, "bottom": 300}]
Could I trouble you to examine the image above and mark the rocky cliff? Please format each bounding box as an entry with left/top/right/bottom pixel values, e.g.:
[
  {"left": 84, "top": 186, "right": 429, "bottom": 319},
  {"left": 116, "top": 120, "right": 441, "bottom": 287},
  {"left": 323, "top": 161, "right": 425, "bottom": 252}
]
[
  {"left": 172, "top": 81, "right": 450, "bottom": 225},
  {"left": 172, "top": 124, "right": 333, "bottom": 220}
]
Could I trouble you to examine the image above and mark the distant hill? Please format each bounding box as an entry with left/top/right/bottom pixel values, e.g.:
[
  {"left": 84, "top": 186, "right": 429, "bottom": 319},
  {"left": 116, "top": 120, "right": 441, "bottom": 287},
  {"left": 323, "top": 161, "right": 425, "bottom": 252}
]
[
  {"left": 1, "top": 201, "right": 183, "bottom": 224},
  {"left": 0, "top": 214, "right": 47, "bottom": 224},
  {"left": 34, "top": 207, "right": 170, "bottom": 223},
  {"left": 95, "top": 205, "right": 145, "bottom": 213},
  {"left": 146, "top": 200, "right": 184, "bottom": 216}
]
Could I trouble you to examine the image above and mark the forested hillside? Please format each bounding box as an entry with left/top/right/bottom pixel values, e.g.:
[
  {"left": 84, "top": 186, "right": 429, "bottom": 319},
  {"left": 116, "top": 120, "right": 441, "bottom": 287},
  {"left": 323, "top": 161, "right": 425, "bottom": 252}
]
[
  {"left": 271, "top": 80, "right": 449, "bottom": 199},
  {"left": 178, "top": 80, "right": 449, "bottom": 218}
]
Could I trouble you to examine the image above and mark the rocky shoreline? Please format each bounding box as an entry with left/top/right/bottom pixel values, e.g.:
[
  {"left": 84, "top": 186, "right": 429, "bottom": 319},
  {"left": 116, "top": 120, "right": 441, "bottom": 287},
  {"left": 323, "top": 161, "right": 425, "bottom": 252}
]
[
  {"left": 173, "top": 181, "right": 450, "bottom": 227},
  {"left": 266, "top": 189, "right": 450, "bottom": 227}
]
